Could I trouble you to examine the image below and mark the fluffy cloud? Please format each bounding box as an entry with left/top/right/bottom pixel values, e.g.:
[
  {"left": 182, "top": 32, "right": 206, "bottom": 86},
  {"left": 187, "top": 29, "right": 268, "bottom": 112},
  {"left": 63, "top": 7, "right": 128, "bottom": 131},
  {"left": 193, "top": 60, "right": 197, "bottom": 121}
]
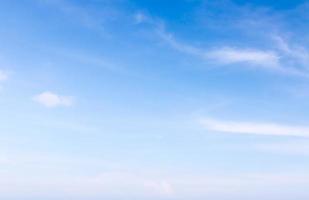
[
  {"left": 33, "top": 91, "right": 73, "bottom": 108},
  {"left": 199, "top": 118, "right": 309, "bottom": 137}
]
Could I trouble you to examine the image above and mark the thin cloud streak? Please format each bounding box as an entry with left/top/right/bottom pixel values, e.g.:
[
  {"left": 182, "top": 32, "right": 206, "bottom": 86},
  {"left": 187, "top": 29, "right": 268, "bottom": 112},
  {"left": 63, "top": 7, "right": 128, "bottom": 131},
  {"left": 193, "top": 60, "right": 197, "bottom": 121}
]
[
  {"left": 206, "top": 47, "right": 280, "bottom": 67},
  {"left": 199, "top": 118, "right": 309, "bottom": 137}
]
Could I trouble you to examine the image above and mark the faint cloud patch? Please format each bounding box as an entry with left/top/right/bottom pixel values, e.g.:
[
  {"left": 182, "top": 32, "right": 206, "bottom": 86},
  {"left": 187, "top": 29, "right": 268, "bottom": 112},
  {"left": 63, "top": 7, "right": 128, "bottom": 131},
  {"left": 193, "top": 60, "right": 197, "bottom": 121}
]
[
  {"left": 33, "top": 91, "right": 73, "bottom": 108},
  {"left": 134, "top": 12, "right": 149, "bottom": 24},
  {"left": 0, "top": 70, "right": 8, "bottom": 82},
  {"left": 144, "top": 180, "right": 174, "bottom": 196},
  {"left": 0, "top": 70, "right": 9, "bottom": 91}
]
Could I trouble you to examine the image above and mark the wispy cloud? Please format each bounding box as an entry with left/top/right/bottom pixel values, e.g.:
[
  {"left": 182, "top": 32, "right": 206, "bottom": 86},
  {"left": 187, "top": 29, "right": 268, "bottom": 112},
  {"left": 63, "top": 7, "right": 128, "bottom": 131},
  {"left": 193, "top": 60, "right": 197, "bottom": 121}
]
[
  {"left": 134, "top": 10, "right": 309, "bottom": 77},
  {"left": 158, "top": 27, "right": 309, "bottom": 76},
  {"left": 156, "top": 28, "right": 205, "bottom": 57},
  {"left": 33, "top": 91, "right": 73, "bottom": 108},
  {"left": 206, "top": 47, "right": 280, "bottom": 67},
  {"left": 137, "top": 14, "right": 282, "bottom": 71},
  {"left": 273, "top": 35, "right": 309, "bottom": 74},
  {"left": 199, "top": 118, "right": 309, "bottom": 137}
]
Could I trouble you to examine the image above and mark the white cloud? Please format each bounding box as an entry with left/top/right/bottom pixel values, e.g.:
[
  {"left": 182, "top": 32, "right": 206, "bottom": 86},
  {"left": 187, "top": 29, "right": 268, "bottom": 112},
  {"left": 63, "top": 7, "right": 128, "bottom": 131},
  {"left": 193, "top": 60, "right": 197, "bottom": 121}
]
[
  {"left": 142, "top": 15, "right": 309, "bottom": 76},
  {"left": 199, "top": 118, "right": 309, "bottom": 137},
  {"left": 156, "top": 27, "right": 281, "bottom": 70},
  {"left": 33, "top": 91, "right": 73, "bottom": 108},
  {"left": 0, "top": 70, "right": 8, "bottom": 82},
  {"left": 206, "top": 47, "right": 280, "bottom": 67}
]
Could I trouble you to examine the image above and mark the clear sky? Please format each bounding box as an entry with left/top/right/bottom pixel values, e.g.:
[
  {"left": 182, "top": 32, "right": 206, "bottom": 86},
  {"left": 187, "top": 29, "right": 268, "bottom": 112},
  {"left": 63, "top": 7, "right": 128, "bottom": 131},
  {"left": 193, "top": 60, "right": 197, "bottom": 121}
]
[{"left": 1, "top": 0, "right": 309, "bottom": 199}]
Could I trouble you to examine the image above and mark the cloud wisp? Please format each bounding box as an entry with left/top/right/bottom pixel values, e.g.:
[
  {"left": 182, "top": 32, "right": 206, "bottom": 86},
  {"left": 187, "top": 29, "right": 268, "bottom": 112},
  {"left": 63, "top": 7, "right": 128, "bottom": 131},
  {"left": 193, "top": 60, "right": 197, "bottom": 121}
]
[
  {"left": 134, "top": 11, "right": 309, "bottom": 77},
  {"left": 157, "top": 28, "right": 281, "bottom": 68},
  {"left": 33, "top": 91, "right": 73, "bottom": 108},
  {"left": 206, "top": 47, "right": 280, "bottom": 67},
  {"left": 199, "top": 118, "right": 309, "bottom": 137},
  {"left": 140, "top": 16, "right": 282, "bottom": 71}
]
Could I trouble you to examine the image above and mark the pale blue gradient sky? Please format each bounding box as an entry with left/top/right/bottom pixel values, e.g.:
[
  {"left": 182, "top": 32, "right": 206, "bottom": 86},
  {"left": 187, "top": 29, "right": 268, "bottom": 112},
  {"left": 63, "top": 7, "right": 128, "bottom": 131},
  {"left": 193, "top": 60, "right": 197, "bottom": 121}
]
[{"left": 1, "top": 0, "right": 309, "bottom": 199}]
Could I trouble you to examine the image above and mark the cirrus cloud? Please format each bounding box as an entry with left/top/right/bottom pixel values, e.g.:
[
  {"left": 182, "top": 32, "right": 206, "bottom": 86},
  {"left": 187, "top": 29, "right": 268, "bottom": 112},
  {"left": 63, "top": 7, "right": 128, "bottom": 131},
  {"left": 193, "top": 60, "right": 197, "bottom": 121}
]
[{"left": 199, "top": 118, "right": 309, "bottom": 137}]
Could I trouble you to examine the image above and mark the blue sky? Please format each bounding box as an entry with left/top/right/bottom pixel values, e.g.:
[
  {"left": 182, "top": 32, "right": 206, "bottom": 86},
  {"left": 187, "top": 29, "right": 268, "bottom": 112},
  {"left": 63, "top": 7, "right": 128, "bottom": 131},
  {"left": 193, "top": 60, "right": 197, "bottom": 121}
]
[{"left": 1, "top": 0, "right": 309, "bottom": 199}]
